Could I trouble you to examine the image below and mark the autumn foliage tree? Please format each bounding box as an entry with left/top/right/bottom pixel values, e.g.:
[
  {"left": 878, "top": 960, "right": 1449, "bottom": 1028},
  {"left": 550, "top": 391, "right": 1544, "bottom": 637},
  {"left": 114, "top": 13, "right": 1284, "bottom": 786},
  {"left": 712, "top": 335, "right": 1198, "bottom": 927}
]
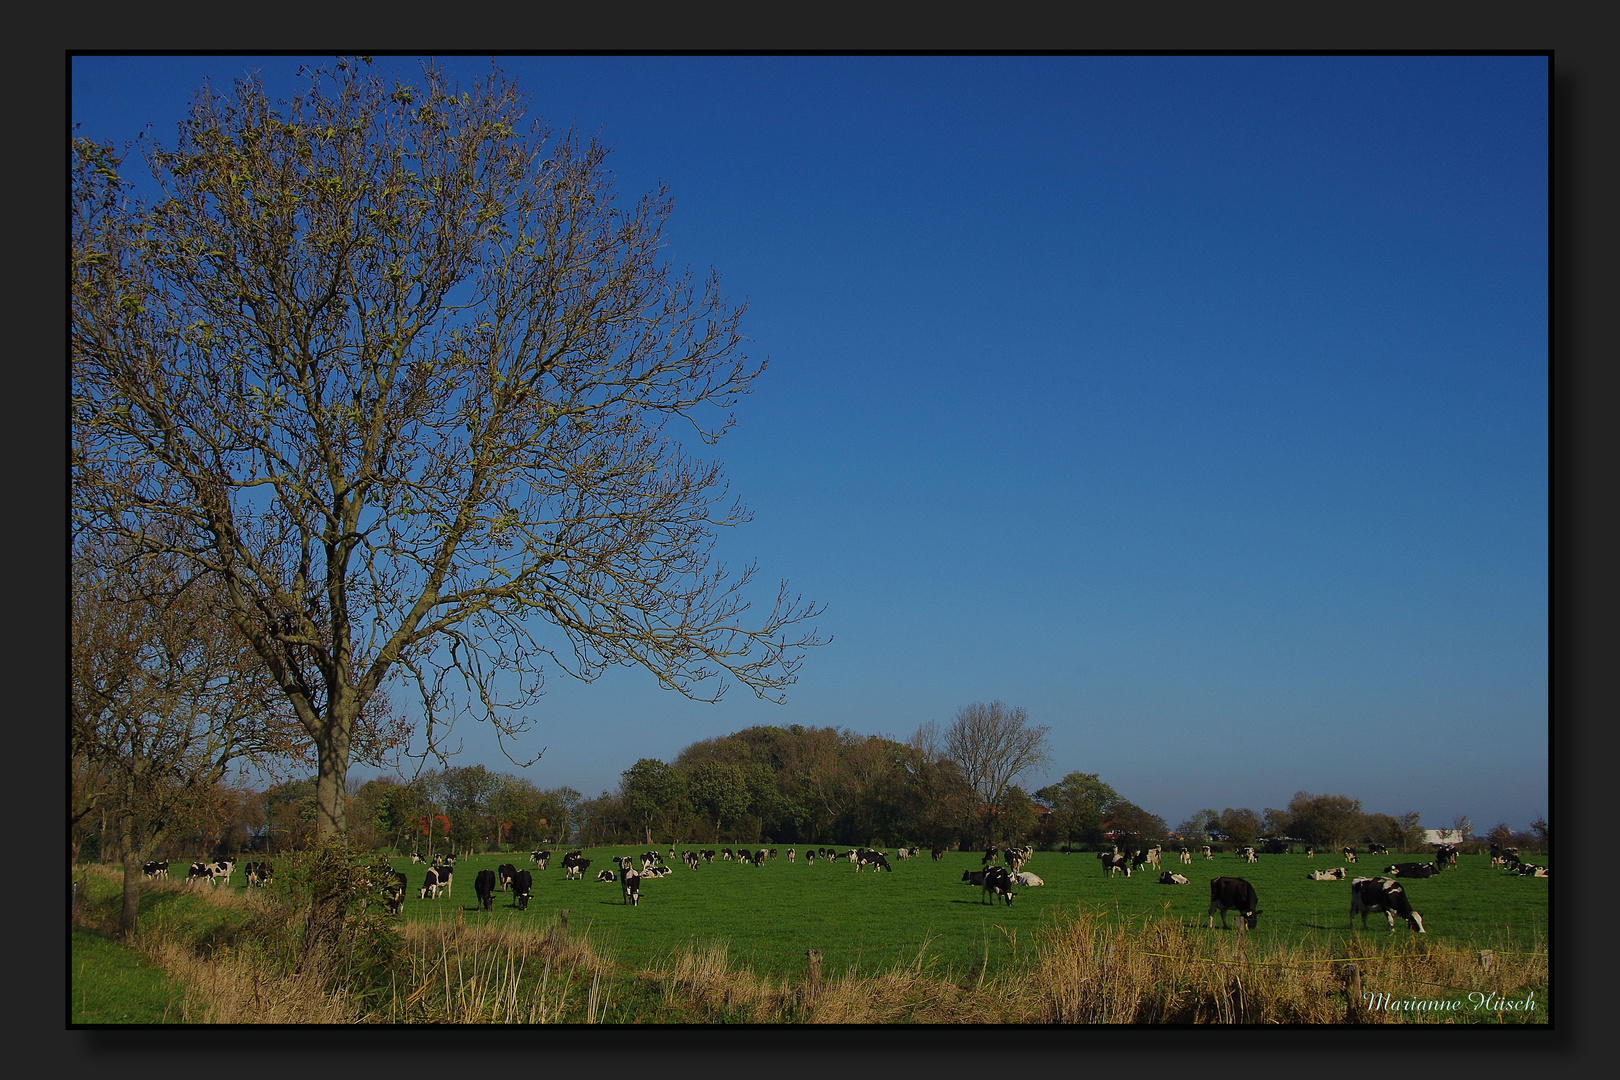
[{"left": 72, "top": 58, "right": 823, "bottom": 840}]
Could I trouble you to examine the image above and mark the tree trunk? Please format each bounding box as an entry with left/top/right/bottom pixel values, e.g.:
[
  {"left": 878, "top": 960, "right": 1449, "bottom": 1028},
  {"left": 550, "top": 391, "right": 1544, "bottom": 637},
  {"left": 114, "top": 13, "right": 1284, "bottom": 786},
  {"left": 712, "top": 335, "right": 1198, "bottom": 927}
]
[
  {"left": 119, "top": 814, "right": 142, "bottom": 938},
  {"left": 314, "top": 724, "right": 351, "bottom": 841}
]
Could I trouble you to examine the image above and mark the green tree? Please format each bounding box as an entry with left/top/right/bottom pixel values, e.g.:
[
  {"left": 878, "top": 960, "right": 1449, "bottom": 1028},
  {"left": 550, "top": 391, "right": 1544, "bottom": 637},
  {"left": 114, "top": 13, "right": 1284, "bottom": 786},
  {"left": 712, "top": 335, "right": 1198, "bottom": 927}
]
[
  {"left": 72, "top": 57, "right": 825, "bottom": 841},
  {"left": 619, "top": 758, "right": 688, "bottom": 845},
  {"left": 1217, "top": 807, "right": 1263, "bottom": 846},
  {"left": 1287, "top": 791, "right": 1365, "bottom": 850},
  {"left": 1036, "top": 772, "right": 1122, "bottom": 847},
  {"left": 1103, "top": 800, "right": 1168, "bottom": 848}
]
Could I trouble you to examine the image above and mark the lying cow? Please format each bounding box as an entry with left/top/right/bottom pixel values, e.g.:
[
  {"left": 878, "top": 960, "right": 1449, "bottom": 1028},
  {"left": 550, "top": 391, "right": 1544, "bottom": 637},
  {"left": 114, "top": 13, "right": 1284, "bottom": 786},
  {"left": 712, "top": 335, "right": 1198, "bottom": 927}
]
[
  {"left": 1208, "top": 877, "right": 1263, "bottom": 931},
  {"left": 1307, "top": 867, "right": 1349, "bottom": 881},
  {"left": 1350, "top": 877, "right": 1425, "bottom": 933},
  {"left": 1014, "top": 871, "right": 1044, "bottom": 887},
  {"left": 1158, "top": 871, "right": 1189, "bottom": 885},
  {"left": 1385, "top": 862, "right": 1439, "bottom": 879},
  {"left": 597, "top": 869, "right": 617, "bottom": 883}
]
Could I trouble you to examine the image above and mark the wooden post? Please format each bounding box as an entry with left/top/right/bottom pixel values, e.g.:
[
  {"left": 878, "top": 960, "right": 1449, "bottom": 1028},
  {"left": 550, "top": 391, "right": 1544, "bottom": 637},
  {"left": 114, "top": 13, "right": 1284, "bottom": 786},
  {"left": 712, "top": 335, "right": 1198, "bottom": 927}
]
[
  {"left": 1341, "top": 963, "right": 1363, "bottom": 1023},
  {"left": 559, "top": 909, "right": 569, "bottom": 932},
  {"left": 805, "top": 948, "right": 823, "bottom": 1007}
]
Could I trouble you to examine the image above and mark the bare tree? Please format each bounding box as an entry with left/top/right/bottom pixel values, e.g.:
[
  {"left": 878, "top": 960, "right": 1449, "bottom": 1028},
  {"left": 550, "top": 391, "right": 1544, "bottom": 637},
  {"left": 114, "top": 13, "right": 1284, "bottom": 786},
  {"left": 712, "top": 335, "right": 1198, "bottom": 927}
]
[
  {"left": 71, "top": 541, "right": 320, "bottom": 934},
  {"left": 942, "top": 701, "right": 1051, "bottom": 849},
  {"left": 72, "top": 58, "right": 824, "bottom": 839}
]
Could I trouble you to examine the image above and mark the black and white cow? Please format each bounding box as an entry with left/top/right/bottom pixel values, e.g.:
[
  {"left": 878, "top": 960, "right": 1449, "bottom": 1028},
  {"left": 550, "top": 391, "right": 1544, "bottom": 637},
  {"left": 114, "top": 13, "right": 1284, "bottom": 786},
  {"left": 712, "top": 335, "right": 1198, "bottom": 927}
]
[
  {"left": 142, "top": 860, "right": 169, "bottom": 880},
  {"left": 621, "top": 868, "right": 640, "bottom": 906},
  {"left": 511, "top": 869, "right": 533, "bottom": 910},
  {"left": 1207, "top": 877, "right": 1263, "bottom": 930},
  {"left": 597, "top": 869, "right": 617, "bottom": 883},
  {"left": 473, "top": 869, "right": 497, "bottom": 912},
  {"left": 1385, "top": 862, "right": 1439, "bottom": 879},
  {"left": 419, "top": 865, "right": 452, "bottom": 899},
  {"left": 497, "top": 863, "right": 518, "bottom": 892},
  {"left": 932, "top": 848, "right": 946, "bottom": 862},
  {"left": 1307, "top": 867, "right": 1349, "bottom": 881},
  {"left": 1202, "top": 846, "right": 1214, "bottom": 861},
  {"left": 1158, "top": 871, "right": 1190, "bottom": 885},
  {"left": 1179, "top": 847, "right": 1193, "bottom": 865},
  {"left": 1368, "top": 843, "right": 1389, "bottom": 855},
  {"left": 245, "top": 860, "right": 274, "bottom": 887},
  {"left": 1098, "top": 851, "right": 1130, "bottom": 877},
  {"left": 531, "top": 850, "right": 551, "bottom": 870},
  {"left": 1350, "top": 877, "right": 1425, "bottom": 932},
  {"left": 1238, "top": 846, "right": 1258, "bottom": 864},
  {"left": 1014, "top": 871, "right": 1045, "bottom": 886},
  {"left": 753, "top": 849, "right": 769, "bottom": 867},
  {"left": 185, "top": 862, "right": 211, "bottom": 886},
  {"left": 981, "top": 865, "right": 1015, "bottom": 906},
  {"left": 1341, "top": 847, "right": 1358, "bottom": 863},
  {"left": 856, "top": 849, "right": 893, "bottom": 873},
  {"left": 1434, "top": 844, "right": 1459, "bottom": 870}
]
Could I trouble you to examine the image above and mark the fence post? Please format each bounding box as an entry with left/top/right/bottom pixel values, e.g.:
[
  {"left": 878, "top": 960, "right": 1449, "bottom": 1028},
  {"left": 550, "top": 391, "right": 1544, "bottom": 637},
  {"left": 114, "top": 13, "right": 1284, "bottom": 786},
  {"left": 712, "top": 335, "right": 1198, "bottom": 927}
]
[
  {"left": 805, "top": 948, "right": 823, "bottom": 1007},
  {"left": 560, "top": 909, "right": 570, "bottom": 932},
  {"left": 1341, "top": 963, "right": 1364, "bottom": 1023},
  {"left": 1479, "top": 949, "right": 1495, "bottom": 974}
]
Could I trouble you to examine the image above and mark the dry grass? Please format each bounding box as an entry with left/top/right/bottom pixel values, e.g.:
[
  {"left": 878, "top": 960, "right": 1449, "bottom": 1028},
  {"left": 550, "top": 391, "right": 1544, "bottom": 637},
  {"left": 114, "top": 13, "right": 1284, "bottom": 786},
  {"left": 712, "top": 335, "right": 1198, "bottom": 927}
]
[{"left": 77, "top": 866, "right": 1547, "bottom": 1025}]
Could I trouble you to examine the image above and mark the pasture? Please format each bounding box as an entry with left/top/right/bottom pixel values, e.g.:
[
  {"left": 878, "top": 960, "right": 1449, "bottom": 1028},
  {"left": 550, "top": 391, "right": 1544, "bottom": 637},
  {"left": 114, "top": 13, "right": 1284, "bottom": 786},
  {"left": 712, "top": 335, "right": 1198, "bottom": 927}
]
[{"left": 371, "top": 847, "right": 1548, "bottom": 985}]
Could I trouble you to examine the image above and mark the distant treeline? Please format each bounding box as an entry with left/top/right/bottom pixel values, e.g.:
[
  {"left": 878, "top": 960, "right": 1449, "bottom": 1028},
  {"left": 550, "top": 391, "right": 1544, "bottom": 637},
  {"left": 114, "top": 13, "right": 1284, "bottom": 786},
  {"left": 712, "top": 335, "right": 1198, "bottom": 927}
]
[{"left": 75, "top": 722, "right": 1548, "bottom": 861}]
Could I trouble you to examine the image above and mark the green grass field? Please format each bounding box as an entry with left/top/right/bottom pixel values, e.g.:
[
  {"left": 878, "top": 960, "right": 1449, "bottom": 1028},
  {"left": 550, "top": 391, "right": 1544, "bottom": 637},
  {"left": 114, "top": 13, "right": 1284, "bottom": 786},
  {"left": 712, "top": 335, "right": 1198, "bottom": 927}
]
[{"left": 370, "top": 847, "right": 1548, "bottom": 983}]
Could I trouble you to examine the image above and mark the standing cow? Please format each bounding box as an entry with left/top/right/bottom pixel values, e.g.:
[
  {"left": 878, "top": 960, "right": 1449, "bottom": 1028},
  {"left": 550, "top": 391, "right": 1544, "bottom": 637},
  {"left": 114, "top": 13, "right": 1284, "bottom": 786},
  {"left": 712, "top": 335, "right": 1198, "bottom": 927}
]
[{"left": 1208, "top": 877, "right": 1263, "bottom": 931}]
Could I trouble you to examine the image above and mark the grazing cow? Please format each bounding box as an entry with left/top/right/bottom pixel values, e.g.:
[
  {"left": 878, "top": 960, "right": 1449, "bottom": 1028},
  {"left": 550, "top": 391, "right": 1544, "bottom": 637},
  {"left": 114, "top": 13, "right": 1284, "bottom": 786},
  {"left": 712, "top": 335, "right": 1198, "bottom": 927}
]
[
  {"left": 1207, "top": 877, "right": 1263, "bottom": 931},
  {"left": 419, "top": 866, "right": 452, "bottom": 900},
  {"left": 1238, "top": 847, "right": 1258, "bottom": 864},
  {"left": 511, "top": 869, "right": 533, "bottom": 910},
  {"left": 1385, "top": 862, "right": 1439, "bottom": 879},
  {"left": 753, "top": 849, "right": 768, "bottom": 867},
  {"left": 142, "top": 860, "right": 169, "bottom": 880},
  {"left": 1014, "top": 872, "right": 1044, "bottom": 887},
  {"left": 384, "top": 874, "right": 407, "bottom": 915},
  {"left": 982, "top": 846, "right": 999, "bottom": 866},
  {"left": 473, "top": 869, "right": 497, "bottom": 912},
  {"left": 932, "top": 848, "right": 946, "bottom": 862},
  {"left": 185, "top": 862, "right": 211, "bottom": 886},
  {"left": 1098, "top": 851, "right": 1131, "bottom": 877},
  {"left": 856, "top": 849, "right": 893, "bottom": 873},
  {"left": 1004, "top": 845, "right": 1034, "bottom": 872},
  {"left": 1368, "top": 843, "right": 1389, "bottom": 855},
  {"left": 769, "top": 849, "right": 779, "bottom": 861},
  {"left": 981, "top": 866, "right": 1015, "bottom": 906},
  {"left": 1350, "top": 877, "right": 1425, "bottom": 932},
  {"left": 1158, "top": 871, "right": 1190, "bottom": 885},
  {"left": 622, "top": 868, "right": 640, "bottom": 906},
  {"left": 1131, "top": 849, "right": 1150, "bottom": 874},
  {"left": 805, "top": 850, "right": 815, "bottom": 865},
  {"left": 1341, "top": 848, "right": 1358, "bottom": 863},
  {"left": 531, "top": 850, "right": 551, "bottom": 870},
  {"left": 1307, "top": 867, "right": 1349, "bottom": 881},
  {"left": 1434, "top": 845, "right": 1459, "bottom": 870}
]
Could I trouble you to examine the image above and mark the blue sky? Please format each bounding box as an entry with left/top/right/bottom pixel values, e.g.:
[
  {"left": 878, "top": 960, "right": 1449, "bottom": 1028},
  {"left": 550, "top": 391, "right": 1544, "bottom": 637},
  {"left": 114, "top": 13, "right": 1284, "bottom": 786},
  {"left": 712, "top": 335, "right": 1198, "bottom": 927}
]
[{"left": 72, "top": 54, "right": 1548, "bottom": 832}]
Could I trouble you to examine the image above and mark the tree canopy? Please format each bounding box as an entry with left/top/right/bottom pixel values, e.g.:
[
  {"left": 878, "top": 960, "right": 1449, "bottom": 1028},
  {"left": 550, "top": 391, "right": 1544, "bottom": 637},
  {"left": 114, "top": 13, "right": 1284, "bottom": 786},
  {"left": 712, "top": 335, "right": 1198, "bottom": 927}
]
[{"left": 72, "top": 57, "right": 824, "bottom": 839}]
